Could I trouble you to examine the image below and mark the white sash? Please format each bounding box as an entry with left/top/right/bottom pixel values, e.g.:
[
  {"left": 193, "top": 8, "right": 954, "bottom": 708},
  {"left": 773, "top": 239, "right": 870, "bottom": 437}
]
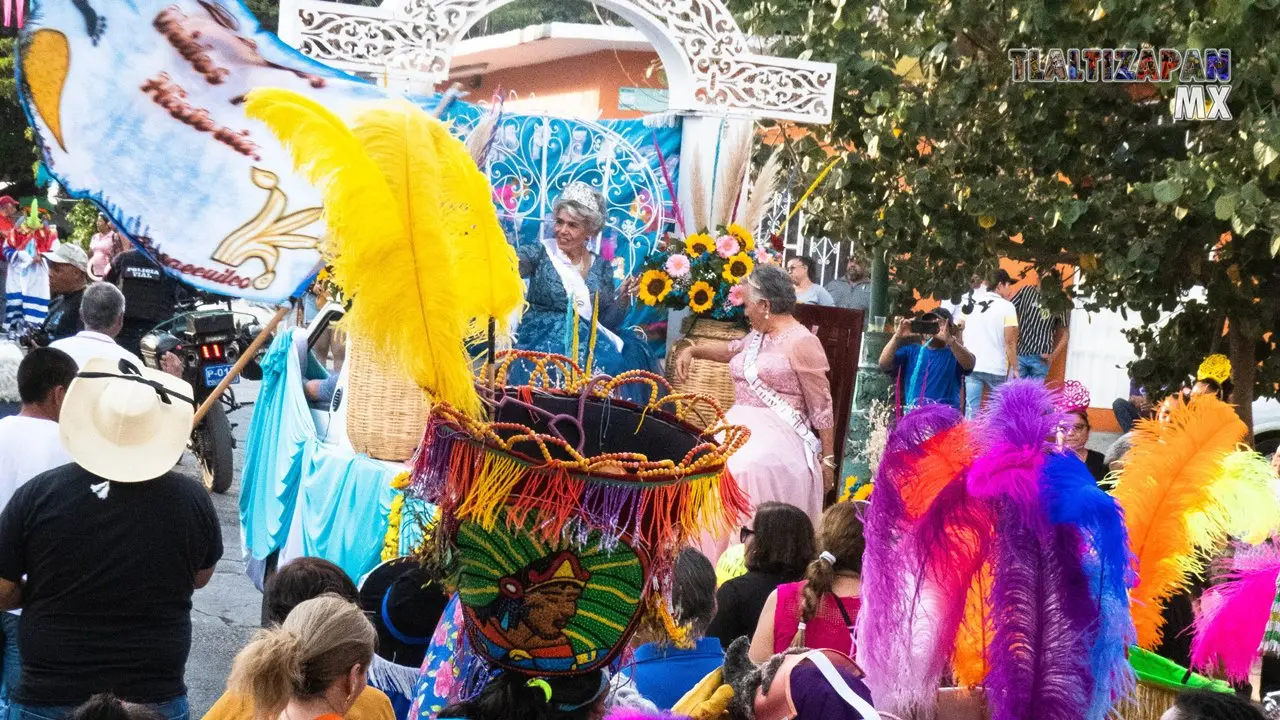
[
  {"left": 743, "top": 331, "right": 822, "bottom": 472},
  {"left": 541, "top": 237, "right": 624, "bottom": 353},
  {"left": 805, "top": 651, "right": 881, "bottom": 720}
]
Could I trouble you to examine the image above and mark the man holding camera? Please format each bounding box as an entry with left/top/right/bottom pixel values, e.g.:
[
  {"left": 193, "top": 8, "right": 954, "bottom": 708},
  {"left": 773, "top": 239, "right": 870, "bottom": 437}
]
[{"left": 878, "top": 308, "right": 975, "bottom": 411}]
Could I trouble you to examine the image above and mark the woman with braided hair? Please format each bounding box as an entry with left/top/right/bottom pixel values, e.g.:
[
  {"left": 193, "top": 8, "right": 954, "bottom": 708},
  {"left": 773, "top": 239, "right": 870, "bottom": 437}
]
[{"left": 747, "top": 503, "right": 865, "bottom": 662}]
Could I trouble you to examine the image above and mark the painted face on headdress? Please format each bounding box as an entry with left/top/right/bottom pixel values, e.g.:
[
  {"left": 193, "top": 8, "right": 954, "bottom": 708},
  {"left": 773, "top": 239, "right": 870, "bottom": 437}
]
[{"left": 458, "top": 513, "right": 646, "bottom": 675}]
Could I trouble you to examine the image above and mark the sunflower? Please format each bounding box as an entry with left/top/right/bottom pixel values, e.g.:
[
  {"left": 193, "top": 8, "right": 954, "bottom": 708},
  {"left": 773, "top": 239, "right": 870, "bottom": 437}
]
[
  {"left": 638, "top": 269, "right": 673, "bottom": 306},
  {"left": 688, "top": 281, "right": 716, "bottom": 314},
  {"left": 684, "top": 233, "right": 715, "bottom": 258},
  {"left": 726, "top": 223, "right": 755, "bottom": 252},
  {"left": 722, "top": 252, "right": 755, "bottom": 284}
]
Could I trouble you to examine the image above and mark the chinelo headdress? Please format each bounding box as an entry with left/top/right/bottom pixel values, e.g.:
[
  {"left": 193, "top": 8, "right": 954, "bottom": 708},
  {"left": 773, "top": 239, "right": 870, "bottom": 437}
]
[
  {"left": 1197, "top": 353, "right": 1232, "bottom": 384},
  {"left": 412, "top": 351, "right": 751, "bottom": 676}
]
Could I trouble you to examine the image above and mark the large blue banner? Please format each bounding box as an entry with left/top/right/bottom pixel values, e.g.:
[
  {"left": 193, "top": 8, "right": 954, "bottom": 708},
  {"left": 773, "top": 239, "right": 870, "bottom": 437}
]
[{"left": 18, "top": 0, "right": 678, "bottom": 302}]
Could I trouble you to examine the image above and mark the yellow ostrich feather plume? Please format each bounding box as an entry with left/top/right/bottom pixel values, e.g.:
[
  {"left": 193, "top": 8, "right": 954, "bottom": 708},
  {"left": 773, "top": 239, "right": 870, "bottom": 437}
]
[
  {"left": 1194, "top": 449, "right": 1280, "bottom": 545},
  {"left": 1111, "top": 396, "right": 1247, "bottom": 649},
  {"left": 415, "top": 116, "right": 523, "bottom": 343},
  {"left": 244, "top": 89, "right": 480, "bottom": 417}
]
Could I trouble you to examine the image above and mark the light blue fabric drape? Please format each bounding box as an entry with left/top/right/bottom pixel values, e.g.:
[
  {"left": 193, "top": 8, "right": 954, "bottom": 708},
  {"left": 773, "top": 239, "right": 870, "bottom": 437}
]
[
  {"left": 240, "top": 328, "right": 313, "bottom": 562},
  {"left": 240, "top": 327, "right": 398, "bottom": 583}
]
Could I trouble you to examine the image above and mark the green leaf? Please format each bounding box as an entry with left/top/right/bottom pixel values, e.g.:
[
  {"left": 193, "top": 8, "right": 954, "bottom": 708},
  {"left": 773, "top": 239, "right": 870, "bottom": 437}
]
[
  {"left": 1255, "top": 142, "right": 1280, "bottom": 168},
  {"left": 1215, "top": 193, "right": 1238, "bottom": 220},
  {"left": 1271, "top": 233, "right": 1280, "bottom": 258},
  {"left": 1175, "top": 206, "right": 1189, "bottom": 220},
  {"left": 1240, "top": 180, "right": 1266, "bottom": 206},
  {"left": 1153, "top": 179, "right": 1184, "bottom": 204},
  {"left": 1231, "top": 214, "right": 1255, "bottom": 237}
]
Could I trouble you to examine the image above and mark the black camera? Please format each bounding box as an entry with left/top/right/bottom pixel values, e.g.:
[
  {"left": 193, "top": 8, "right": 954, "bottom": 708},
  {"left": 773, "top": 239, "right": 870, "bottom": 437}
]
[{"left": 910, "top": 315, "right": 940, "bottom": 336}]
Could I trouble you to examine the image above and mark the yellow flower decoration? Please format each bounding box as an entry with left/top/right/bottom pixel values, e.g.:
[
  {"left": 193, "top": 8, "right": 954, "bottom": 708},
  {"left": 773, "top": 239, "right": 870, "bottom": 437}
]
[
  {"left": 722, "top": 252, "right": 755, "bottom": 284},
  {"left": 638, "top": 269, "right": 674, "bottom": 306},
  {"left": 1197, "top": 354, "right": 1232, "bottom": 384},
  {"left": 726, "top": 223, "right": 755, "bottom": 252},
  {"left": 688, "top": 281, "right": 716, "bottom": 314},
  {"left": 685, "top": 233, "right": 715, "bottom": 258},
  {"left": 978, "top": 215, "right": 996, "bottom": 229}
]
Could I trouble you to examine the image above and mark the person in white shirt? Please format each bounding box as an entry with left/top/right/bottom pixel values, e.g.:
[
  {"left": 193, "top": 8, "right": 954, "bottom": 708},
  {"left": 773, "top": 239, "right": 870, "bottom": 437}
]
[
  {"left": 956, "top": 269, "right": 1019, "bottom": 418},
  {"left": 0, "top": 347, "right": 78, "bottom": 712},
  {"left": 49, "top": 282, "right": 143, "bottom": 369}
]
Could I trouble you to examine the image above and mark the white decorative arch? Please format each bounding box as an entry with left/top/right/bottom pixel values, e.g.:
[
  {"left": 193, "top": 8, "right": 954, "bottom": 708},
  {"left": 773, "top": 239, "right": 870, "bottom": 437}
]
[{"left": 277, "top": 0, "right": 837, "bottom": 123}]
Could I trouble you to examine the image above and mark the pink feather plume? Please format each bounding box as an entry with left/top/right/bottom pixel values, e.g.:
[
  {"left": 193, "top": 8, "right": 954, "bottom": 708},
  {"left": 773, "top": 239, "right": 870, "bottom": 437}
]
[{"left": 1191, "top": 543, "right": 1280, "bottom": 684}]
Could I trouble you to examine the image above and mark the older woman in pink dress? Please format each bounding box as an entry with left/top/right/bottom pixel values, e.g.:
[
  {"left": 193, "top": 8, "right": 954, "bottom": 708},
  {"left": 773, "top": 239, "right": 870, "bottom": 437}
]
[{"left": 675, "top": 264, "right": 836, "bottom": 533}]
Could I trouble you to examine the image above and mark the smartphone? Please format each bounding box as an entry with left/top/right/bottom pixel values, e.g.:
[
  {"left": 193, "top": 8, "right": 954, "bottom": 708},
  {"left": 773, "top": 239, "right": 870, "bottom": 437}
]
[{"left": 910, "top": 319, "right": 939, "bottom": 335}]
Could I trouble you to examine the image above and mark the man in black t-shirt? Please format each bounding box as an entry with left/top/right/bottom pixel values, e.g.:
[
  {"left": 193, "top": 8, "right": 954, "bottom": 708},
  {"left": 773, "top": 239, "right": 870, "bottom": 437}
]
[
  {"left": 0, "top": 356, "right": 220, "bottom": 720},
  {"left": 105, "top": 249, "right": 183, "bottom": 356},
  {"left": 38, "top": 245, "right": 92, "bottom": 344}
]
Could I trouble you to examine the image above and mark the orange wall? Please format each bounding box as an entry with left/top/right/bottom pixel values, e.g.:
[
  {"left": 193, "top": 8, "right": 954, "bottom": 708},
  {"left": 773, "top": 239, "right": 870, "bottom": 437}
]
[{"left": 459, "top": 50, "right": 665, "bottom": 120}]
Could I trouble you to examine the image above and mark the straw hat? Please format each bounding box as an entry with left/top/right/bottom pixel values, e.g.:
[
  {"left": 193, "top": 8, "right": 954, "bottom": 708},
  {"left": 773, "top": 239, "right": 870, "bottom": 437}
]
[{"left": 59, "top": 357, "right": 195, "bottom": 482}]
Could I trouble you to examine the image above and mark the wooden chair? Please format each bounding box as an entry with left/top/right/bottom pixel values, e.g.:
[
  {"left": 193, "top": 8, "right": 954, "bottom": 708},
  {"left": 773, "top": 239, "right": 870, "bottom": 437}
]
[{"left": 793, "top": 304, "right": 866, "bottom": 472}]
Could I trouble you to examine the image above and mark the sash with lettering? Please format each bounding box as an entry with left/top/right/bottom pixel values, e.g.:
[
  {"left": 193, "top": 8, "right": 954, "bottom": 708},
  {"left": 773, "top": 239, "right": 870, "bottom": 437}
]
[{"left": 743, "top": 331, "right": 822, "bottom": 472}]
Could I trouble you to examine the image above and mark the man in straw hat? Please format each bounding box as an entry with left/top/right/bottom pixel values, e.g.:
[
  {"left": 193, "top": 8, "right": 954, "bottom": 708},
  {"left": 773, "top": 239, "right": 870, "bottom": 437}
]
[{"left": 0, "top": 357, "right": 221, "bottom": 720}]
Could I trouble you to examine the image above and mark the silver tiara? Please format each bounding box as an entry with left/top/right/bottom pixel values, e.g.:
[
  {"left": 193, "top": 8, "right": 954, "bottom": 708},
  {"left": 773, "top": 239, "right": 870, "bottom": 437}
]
[{"left": 559, "top": 182, "right": 604, "bottom": 217}]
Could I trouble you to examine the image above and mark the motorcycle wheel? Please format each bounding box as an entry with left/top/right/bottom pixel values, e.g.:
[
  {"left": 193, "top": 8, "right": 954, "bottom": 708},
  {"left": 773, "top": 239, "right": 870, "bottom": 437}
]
[{"left": 196, "top": 402, "right": 235, "bottom": 494}]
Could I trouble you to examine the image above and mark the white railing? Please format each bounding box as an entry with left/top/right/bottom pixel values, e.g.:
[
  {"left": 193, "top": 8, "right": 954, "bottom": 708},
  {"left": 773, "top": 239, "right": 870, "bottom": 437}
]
[{"left": 756, "top": 189, "right": 848, "bottom": 286}]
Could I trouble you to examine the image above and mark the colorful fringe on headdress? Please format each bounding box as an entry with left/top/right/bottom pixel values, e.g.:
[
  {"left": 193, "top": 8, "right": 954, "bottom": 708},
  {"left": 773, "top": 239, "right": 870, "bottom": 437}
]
[
  {"left": 413, "top": 352, "right": 751, "bottom": 562},
  {"left": 1111, "top": 396, "right": 1263, "bottom": 650},
  {"left": 1192, "top": 543, "right": 1280, "bottom": 683}
]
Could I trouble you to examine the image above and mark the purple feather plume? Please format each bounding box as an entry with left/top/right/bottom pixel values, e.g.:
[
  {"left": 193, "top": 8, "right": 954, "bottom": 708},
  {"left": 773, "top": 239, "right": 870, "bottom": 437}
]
[
  {"left": 976, "top": 380, "right": 1064, "bottom": 450},
  {"left": 987, "top": 518, "right": 1097, "bottom": 720},
  {"left": 967, "top": 381, "right": 1061, "bottom": 520},
  {"left": 859, "top": 403, "right": 965, "bottom": 715}
]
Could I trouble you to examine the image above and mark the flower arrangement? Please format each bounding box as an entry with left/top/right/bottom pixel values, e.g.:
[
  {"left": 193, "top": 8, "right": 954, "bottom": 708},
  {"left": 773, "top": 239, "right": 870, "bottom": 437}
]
[{"left": 634, "top": 223, "right": 780, "bottom": 321}]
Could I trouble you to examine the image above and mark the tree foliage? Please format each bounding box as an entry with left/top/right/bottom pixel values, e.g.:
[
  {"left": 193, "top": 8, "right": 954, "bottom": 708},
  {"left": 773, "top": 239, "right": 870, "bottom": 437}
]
[
  {"left": 728, "top": 0, "right": 1280, "bottom": 422},
  {"left": 0, "top": 34, "right": 37, "bottom": 184}
]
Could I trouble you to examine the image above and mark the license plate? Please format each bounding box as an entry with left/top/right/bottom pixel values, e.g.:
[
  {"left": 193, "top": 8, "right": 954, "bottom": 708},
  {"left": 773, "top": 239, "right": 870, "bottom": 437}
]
[{"left": 203, "top": 364, "right": 238, "bottom": 388}]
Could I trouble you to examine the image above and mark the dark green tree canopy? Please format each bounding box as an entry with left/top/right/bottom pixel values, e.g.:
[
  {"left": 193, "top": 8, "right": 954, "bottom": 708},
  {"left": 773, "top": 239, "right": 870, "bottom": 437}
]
[{"left": 728, "top": 0, "right": 1279, "bottom": 419}]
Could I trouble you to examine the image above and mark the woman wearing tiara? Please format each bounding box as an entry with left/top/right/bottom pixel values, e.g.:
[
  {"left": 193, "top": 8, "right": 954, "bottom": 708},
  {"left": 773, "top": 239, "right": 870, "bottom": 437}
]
[{"left": 508, "top": 182, "right": 653, "bottom": 396}]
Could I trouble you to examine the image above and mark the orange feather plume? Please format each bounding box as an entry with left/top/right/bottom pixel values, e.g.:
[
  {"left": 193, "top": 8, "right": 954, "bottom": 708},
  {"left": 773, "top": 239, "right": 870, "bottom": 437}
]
[
  {"left": 1112, "top": 396, "right": 1247, "bottom": 649},
  {"left": 953, "top": 560, "right": 995, "bottom": 686},
  {"left": 902, "top": 424, "right": 979, "bottom": 520}
]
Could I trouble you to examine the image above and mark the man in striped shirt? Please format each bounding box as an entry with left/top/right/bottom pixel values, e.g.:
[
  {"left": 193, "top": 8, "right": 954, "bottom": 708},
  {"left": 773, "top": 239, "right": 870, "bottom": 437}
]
[{"left": 1006, "top": 272, "right": 1068, "bottom": 381}]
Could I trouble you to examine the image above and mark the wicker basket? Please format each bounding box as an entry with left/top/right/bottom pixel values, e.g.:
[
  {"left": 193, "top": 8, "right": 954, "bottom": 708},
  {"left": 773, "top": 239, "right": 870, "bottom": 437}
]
[
  {"left": 1112, "top": 682, "right": 1180, "bottom": 720},
  {"left": 345, "top": 333, "right": 431, "bottom": 462},
  {"left": 927, "top": 682, "right": 1176, "bottom": 720},
  {"left": 665, "top": 317, "right": 747, "bottom": 428}
]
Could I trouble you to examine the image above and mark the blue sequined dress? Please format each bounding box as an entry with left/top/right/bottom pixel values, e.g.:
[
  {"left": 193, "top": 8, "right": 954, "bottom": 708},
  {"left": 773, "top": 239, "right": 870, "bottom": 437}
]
[{"left": 508, "top": 241, "right": 654, "bottom": 402}]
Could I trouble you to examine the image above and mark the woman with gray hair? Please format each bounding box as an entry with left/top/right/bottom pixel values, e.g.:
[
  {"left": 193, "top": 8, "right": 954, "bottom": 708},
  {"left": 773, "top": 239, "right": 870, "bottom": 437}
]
[
  {"left": 673, "top": 264, "right": 835, "bottom": 549},
  {"left": 509, "top": 182, "right": 652, "bottom": 396}
]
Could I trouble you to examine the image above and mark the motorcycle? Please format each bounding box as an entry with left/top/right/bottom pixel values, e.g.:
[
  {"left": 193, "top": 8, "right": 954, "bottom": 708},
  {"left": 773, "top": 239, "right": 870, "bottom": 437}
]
[{"left": 139, "top": 295, "right": 271, "bottom": 493}]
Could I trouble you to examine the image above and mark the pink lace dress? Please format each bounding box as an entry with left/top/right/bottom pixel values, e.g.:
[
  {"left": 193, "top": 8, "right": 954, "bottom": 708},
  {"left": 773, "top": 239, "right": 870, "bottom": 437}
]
[{"left": 725, "top": 323, "right": 834, "bottom": 529}]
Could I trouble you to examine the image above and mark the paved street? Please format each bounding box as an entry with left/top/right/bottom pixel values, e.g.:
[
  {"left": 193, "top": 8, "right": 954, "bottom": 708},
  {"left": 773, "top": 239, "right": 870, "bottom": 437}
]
[{"left": 179, "top": 381, "right": 262, "bottom": 718}]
